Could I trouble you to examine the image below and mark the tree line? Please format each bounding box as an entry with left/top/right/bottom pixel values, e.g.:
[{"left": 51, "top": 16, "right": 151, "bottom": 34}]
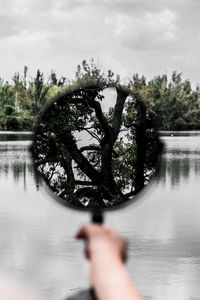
[{"left": 0, "top": 59, "right": 200, "bottom": 131}]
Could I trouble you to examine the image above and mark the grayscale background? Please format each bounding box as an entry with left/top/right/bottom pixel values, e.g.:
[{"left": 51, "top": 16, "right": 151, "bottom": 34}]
[{"left": 0, "top": 1, "right": 200, "bottom": 300}]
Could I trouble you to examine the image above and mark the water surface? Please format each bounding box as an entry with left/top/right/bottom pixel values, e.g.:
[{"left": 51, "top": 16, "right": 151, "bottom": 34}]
[{"left": 0, "top": 131, "right": 200, "bottom": 300}]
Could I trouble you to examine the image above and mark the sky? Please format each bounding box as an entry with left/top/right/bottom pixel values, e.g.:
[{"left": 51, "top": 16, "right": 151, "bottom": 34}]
[{"left": 0, "top": 0, "right": 200, "bottom": 86}]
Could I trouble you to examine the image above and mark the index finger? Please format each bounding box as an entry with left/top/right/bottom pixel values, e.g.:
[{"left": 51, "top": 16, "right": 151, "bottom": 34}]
[{"left": 75, "top": 223, "right": 102, "bottom": 239}]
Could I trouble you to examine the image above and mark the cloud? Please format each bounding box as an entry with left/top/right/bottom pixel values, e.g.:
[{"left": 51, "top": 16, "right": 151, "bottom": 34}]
[
  {"left": 0, "top": 1, "right": 179, "bottom": 52},
  {"left": 105, "top": 9, "right": 178, "bottom": 51},
  {"left": 0, "top": 0, "right": 199, "bottom": 86},
  {"left": 0, "top": 0, "right": 56, "bottom": 14},
  {"left": 0, "top": 30, "right": 51, "bottom": 54},
  {"left": 0, "top": 15, "right": 20, "bottom": 38}
]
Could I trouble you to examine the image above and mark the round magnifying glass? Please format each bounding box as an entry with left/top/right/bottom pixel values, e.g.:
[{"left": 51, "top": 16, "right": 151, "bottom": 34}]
[{"left": 30, "top": 81, "right": 163, "bottom": 222}]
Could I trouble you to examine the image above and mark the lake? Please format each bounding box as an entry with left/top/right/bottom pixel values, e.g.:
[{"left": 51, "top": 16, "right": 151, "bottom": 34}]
[{"left": 0, "top": 131, "right": 200, "bottom": 300}]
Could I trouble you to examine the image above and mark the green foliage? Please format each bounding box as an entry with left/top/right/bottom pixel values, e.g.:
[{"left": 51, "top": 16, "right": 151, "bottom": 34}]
[
  {"left": 74, "top": 58, "right": 120, "bottom": 87},
  {"left": 4, "top": 105, "right": 18, "bottom": 116},
  {"left": 28, "top": 70, "right": 49, "bottom": 114},
  {"left": 0, "top": 59, "right": 199, "bottom": 131},
  {"left": 6, "top": 116, "right": 21, "bottom": 130},
  {"left": 129, "top": 72, "right": 200, "bottom": 130}
]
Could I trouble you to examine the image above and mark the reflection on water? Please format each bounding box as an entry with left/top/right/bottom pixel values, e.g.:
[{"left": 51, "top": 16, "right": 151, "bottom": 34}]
[
  {"left": 0, "top": 131, "right": 200, "bottom": 300},
  {"left": 159, "top": 134, "right": 200, "bottom": 187},
  {"left": 0, "top": 131, "right": 32, "bottom": 141},
  {"left": 160, "top": 130, "right": 200, "bottom": 137},
  {"left": 0, "top": 134, "right": 41, "bottom": 190}
]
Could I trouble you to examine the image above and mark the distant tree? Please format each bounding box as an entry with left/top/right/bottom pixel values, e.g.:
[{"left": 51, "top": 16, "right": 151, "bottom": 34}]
[
  {"left": 0, "top": 80, "right": 14, "bottom": 107},
  {"left": 0, "top": 59, "right": 199, "bottom": 132},
  {"left": 28, "top": 70, "right": 49, "bottom": 114},
  {"left": 49, "top": 70, "right": 66, "bottom": 87},
  {"left": 74, "top": 58, "right": 120, "bottom": 86},
  {"left": 129, "top": 72, "right": 200, "bottom": 131}
]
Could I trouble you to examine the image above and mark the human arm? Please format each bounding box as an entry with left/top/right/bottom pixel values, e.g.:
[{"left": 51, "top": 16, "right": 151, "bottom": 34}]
[{"left": 76, "top": 224, "right": 144, "bottom": 300}]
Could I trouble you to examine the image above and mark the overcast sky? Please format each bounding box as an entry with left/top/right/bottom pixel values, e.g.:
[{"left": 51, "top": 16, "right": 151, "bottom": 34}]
[{"left": 0, "top": 0, "right": 200, "bottom": 86}]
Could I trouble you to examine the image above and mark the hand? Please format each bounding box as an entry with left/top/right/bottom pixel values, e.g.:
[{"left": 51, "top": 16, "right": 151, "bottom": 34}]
[
  {"left": 75, "top": 224, "right": 144, "bottom": 300},
  {"left": 75, "top": 223, "right": 127, "bottom": 262}
]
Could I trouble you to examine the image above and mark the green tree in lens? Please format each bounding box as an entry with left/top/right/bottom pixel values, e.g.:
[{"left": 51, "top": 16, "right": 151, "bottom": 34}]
[{"left": 31, "top": 78, "right": 161, "bottom": 209}]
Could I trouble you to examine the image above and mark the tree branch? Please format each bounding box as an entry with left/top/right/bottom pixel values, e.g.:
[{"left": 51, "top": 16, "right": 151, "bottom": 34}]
[
  {"left": 77, "top": 125, "right": 94, "bottom": 130},
  {"left": 84, "top": 128, "right": 101, "bottom": 143},
  {"left": 60, "top": 132, "right": 102, "bottom": 185},
  {"left": 75, "top": 180, "right": 95, "bottom": 185},
  {"left": 47, "top": 163, "right": 59, "bottom": 182},
  {"left": 112, "top": 88, "right": 129, "bottom": 141},
  {"left": 60, "top": 151, "right": 75, "bottom": 193},
  {"left": 87, "top": 98, "right": 112, "bottom": 138},
  {"left": 35, "top": 157, "right": 59, "bottom": 166},
  {"left": 80, "top": 145, "right": 101, "bottom": 152}
]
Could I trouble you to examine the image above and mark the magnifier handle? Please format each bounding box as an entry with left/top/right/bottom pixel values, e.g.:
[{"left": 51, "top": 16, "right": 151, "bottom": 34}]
[
  {"left": 66, "top": 212, "right": 103, "bottom": 300},
  {"left": 83, "top": 211, "right": 103, "bottom": 299},
  {"left": 91, "top": 211, "right": 103, "bottom": 224}
]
